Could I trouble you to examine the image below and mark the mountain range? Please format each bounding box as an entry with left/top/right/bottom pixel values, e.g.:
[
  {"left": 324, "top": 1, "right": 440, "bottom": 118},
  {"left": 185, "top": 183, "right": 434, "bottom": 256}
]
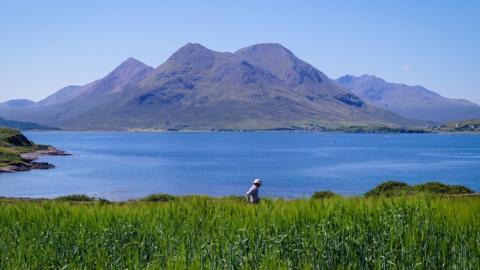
[
  {"left": 0, "top": 116, "right": 55, "bottom": 130},
  {"left": 0, "top": 43, "right": 477, "bottom": 130},
  {"left": 0, "top": 43, "right": 416, "bottom": 130},
  {"left": 336, "top": 75, "right": 480, "bottom": 123}
]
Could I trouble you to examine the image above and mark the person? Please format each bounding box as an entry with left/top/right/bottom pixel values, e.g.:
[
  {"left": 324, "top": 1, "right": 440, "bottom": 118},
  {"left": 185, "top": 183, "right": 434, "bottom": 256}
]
[{"left": 245, "top": 178, "right": 262, "bottom": 203}]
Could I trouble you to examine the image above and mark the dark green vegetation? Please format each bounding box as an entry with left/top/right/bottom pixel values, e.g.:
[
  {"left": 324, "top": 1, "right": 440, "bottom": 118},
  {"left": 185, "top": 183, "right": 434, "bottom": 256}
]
[
  {"left": 0, "top": 195, "right": 478, "bottom": 269},
  {"left": 311, "top": 190, "right": 337, "bottom": 199},
  {"left": 434, "top": 119, "right": 480, "bottom": 132},
  {"left": 365, "top": 181, "right": 474, "bottom": 197},
  {"left": 0, "top": 116, "right": 56, "bottom": 130},
  {"left": 0, "top": 127, "right": 38, "bottom": 167},
  {"left": 141, "top": 193, "right": 177, "bottom": 202},
  {"left": 55, "top": 194, "right": 97, "bottom": 202}
]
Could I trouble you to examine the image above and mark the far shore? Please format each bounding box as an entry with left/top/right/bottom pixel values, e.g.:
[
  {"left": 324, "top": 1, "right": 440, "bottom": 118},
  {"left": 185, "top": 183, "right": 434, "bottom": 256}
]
[{"left": 22, "top": 128, "right": 480, "bottom": 134}]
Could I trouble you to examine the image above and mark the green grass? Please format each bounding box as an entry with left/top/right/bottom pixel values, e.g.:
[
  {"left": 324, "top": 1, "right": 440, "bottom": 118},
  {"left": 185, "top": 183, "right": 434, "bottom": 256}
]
[{"left": 0, "top": 195, "right": 478, "bottom": 269}]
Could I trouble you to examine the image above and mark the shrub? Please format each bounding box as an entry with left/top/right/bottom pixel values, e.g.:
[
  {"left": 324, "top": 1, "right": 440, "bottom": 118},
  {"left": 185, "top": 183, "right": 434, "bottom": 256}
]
[
  {"left": 366, "top": 181, "right": 475, "bottom": 197},
  {"left": 413, "top": 181, "right": 474, "bottom": 195},
  {"left": 312, "top": 190, "right": 337, "bottom": 199},
  {"left": 365, "top": 181, "right": 410, "bottom": 197},
  {"left": 141, "top": 193, "right": 176, "bottom": 202},
  {"left": 55, "top": 194, "right": 96, "bottom": 202}
]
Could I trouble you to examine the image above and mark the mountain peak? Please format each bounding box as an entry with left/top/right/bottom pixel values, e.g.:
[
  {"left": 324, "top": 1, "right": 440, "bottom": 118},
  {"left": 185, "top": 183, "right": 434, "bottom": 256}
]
[
  {"left": 171, "top": 43, "right": 213, "bottom": 57},
  {"left": 337, "top": 75, "right": 386, "bottom": 86},
  {"left": 235, "top": 43, "right": 328, "bottom": 86},
  {"left": 115, "top": 57, "right": 151, "bottom": 71},
  {"left": 0, "top": 99, "right": 36, "bottom": 108},
  {"left": 360, "top": 74, "right": 383, "bottom": 81},
  {"left": 243, "top": 43, "right": 290, "bottom": 51},
  {"left": 235, "top": 43, "right": 294, "bottom": 58},
  {"left": 165, "top": 43, "right": 220, "bottom": 70},
  {"left": 336, "top": 74, "right": 355, "bottom": 84}
]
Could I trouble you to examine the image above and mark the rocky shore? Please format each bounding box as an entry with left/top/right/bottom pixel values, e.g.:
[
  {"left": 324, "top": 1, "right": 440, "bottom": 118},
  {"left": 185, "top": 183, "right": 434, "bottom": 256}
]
[{"left": 0, "top": 147, "right": 70, "bottom": 173}]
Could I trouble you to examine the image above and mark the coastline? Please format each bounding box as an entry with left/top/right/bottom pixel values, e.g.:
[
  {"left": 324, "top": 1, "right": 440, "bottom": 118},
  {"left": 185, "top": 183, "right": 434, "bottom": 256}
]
[{"left": 0, "top": 147, "right": 69, "bottom": 173}]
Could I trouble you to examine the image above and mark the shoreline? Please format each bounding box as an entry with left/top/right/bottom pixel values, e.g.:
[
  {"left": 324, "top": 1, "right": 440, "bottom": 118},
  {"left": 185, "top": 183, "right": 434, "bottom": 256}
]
[
  {"left": 0, "top": 147, "right": 70, "bottom": 173},
  {"left": 23, "top": 128, "right": 480, "bottom": 134}
]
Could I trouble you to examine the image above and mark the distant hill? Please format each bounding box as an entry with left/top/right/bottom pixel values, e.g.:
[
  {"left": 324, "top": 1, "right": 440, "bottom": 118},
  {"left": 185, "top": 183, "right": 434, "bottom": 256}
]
[
  {"left": 336, "top": 75, "right": 480, "bottom": 123},
  {"left": 0, "top": 99, "right": 36, "bottom": 109},
  {"left": 0, "top": 116, "right": 56, "bottom": 130},
  {"left": 435, "top": 119, "right": 480, "bottom": 132},
  {"left": 0, "top": 43, "right": 418, "bottom": 130}
]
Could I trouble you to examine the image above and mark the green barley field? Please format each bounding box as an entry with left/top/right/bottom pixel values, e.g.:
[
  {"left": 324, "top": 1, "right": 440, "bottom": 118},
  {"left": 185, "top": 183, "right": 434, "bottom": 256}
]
[{"left": 0, "top": 195, "right": 479, "bottom": 269}]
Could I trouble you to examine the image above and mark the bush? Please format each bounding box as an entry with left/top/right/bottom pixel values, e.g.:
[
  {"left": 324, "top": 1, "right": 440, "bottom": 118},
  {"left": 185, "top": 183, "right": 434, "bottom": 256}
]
[
  {"left": 365, "top": 181, "right": 410, "bottom": 197},
  {"left": 141, "top": 193, "right": 176, "bottom": 202},
  {"left": 413, "top": 181, "right": 474, "bottom": 195},
  {"left": 312, "top": 190, "right": 337, "bottom": 199},
  {"left": 55, "top": 194, "right": 96, "bottom": 202},
  {"left": 366, "top": 181, "right": 474, "bottom": 197}
]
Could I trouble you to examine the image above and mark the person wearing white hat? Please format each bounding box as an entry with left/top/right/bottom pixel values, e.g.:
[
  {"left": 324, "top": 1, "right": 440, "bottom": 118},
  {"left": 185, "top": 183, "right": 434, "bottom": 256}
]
[{"left": 245, "top": 178, "right": 262, "bottom": 203}]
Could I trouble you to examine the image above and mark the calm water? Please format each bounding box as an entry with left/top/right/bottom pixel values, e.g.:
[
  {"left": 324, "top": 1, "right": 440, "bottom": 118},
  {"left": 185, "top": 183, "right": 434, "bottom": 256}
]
[{"left": 0, "top": 132, "right": 479, "bottom": 200}]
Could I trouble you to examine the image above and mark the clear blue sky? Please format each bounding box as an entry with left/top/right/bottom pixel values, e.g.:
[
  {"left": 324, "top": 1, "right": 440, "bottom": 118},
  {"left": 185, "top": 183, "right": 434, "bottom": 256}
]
[{"left": 1, "top": 0, "right": 479, "bottom": 103}]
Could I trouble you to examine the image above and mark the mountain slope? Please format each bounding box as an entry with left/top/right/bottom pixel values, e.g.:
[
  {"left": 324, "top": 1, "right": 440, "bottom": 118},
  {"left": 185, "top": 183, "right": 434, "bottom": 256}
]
[
  {"left": 0, "top": 58, "right": 154, "bottom": 127},
  {"left": 0, "top": 99, "right": 36, "bottom": 109},
  {"left": 1, "top": 44, "right": 417, "bottom": 130},
  {"left": 0, "top": 117, "right": 56, "bottom": 130},
  {"left": 337, "top": 75, "right": 480, "bottom": 123}
]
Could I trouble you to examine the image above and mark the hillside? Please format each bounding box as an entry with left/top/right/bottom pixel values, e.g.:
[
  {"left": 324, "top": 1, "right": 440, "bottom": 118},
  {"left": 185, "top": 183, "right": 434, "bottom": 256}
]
[
  {"left": 434, "top": 119, "right": 480, "bottom": 132},
  {"left": 0, "top": 116, "right": 56, "bottom": 130},
  {"left": 0, "top": 128, "right": 37, "bottom": 168},
  {"left": 0, "top": 43, "right": 418, "bottom": 131},
  {"left": 0, "top": 128, "right": 65, "bottom": 172},
  {"left": 336, "top": 75, "right": 480, "bottom": 123},
  {"left": 0, "top": 99, "right": 36, "bottom": 109}
]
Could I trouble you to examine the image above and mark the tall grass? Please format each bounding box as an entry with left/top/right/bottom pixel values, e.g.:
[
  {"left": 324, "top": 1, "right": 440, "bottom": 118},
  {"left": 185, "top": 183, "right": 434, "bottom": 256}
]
[{"left": 0, "top": 195, "right": 478, "bottom": 269}]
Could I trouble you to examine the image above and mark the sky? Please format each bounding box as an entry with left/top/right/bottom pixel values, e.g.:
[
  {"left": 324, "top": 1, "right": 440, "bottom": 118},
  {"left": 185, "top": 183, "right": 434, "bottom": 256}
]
[{"left": 1, "top": 0, "right": 479, "bottom": 103}]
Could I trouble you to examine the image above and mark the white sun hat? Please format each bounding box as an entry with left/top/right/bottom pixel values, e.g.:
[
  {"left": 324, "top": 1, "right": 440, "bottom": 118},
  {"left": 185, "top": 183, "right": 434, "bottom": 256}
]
[{"left": 253, "top": 178, "right": 262, "bottom": 185}]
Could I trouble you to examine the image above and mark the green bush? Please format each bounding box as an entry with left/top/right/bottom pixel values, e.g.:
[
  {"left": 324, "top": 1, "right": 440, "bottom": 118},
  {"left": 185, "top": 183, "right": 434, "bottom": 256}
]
[
  {"left": 312, "top": 190, "right": 337, "bottom": 199},
  {"left": 413, "top": 181, "right": 474, "bottom": 194},
  {"left": 365, "top": 181, "right": 410, "bottom": 197},
  {"left": 55, "top": 194, "right": 96, "bottom": 202},
  {"left": 366, "top": 181, "right": 474, "bottom": 197},
  {"left": 141, "top": 193, "right": 176, "bottom": 202}
]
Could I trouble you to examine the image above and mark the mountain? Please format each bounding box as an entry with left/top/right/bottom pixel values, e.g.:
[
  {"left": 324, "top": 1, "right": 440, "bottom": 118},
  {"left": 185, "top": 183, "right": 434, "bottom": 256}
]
[
  {"left": 0, "top": 57, "right": 154, "bottom": 127},
  {"left": 0, "top": 44, "right": 417, "bottom": 130},
  {"left": 37, "top": 85, "right": 84, "bottom": 107},
  {"left": 0, "top": 99, "right": 36, "bottom": 109},
  {"left": 336, "top": 75, "right": 480, "bottom": 123},
  {"left": 0, "top": 116, "right": 56, "bottom": 130}
]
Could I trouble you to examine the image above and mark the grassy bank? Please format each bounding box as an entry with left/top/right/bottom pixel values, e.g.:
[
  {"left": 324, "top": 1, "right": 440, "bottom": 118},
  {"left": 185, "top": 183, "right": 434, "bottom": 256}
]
[
  {"left": 0, "top": 127, "right": 38, "bottom": 167},
  {"left": 0, "top": 195, "right": 478, "bottom": 269}
]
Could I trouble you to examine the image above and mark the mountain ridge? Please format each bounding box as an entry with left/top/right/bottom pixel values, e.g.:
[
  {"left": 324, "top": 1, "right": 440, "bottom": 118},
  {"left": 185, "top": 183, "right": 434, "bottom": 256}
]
[
  {"left": 336, "top": 74, "right": 480, "bottom": 123},
  {"left": 0, "top": 43, "right": 423, "bottom": 130}
]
